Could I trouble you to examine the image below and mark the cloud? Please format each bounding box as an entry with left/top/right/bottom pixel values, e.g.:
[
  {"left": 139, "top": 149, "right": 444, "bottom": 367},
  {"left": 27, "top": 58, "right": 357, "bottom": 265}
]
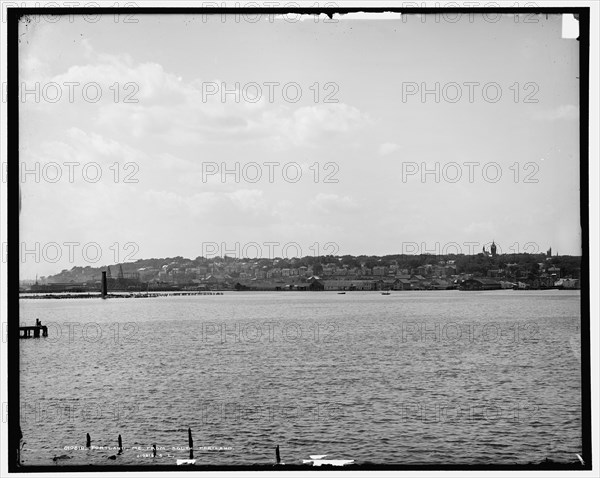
[
  {"left": 532, "top": 104, "right": 578, "bottom": 121},
  {"left": 310, "top": 193, "right": 358, "bottom": 215},
  {"left": 378, "top": 142, "right": 401, "bottom": 156},
  {"left": 227, "top": 189, "right": 267, "bottom": 213},
  {"left": 280, "top": 104, "right": 369, "bottom": 146},
  {"left": 141, "top": 188, "right": 276, "bottom": 226},
  {"left": 22, "top": 40, "right": 371, "bottom": 151},
  {"left": 27, "top": 128, "right": 148, "bottom": 172}
]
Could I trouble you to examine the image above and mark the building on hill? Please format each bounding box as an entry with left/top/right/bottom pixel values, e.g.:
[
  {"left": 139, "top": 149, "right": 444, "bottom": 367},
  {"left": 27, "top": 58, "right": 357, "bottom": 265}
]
[
  {"left": 395, "top": 278, "right": 412, "bottom": 290},
  {"left": 302, "top": 279, "right": 325, "bottom": 291},
  {"left": 429, "top": 279, "right": 453, "bottom": 290},
  {"left": 459, "top": 278, "right": 502, "bottom": 290},
  {"left": 348, "top": 280, "right": 376, "bottom": 291},
  {"left": 547, "top": 266, "right": 561, "bottom": 278},
  {"left": 322, "top": 279, "right": 350, "bottom": 291}
]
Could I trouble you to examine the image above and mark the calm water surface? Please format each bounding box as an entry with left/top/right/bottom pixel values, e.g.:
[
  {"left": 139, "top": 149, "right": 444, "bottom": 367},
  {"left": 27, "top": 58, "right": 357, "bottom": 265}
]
[{"left": 19, "top": 290, "right": 582, "bottom": 466}]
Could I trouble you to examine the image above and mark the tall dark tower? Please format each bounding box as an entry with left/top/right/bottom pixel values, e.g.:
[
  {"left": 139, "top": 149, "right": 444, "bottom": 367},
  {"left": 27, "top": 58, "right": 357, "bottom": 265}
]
[
  {"left": 491, "top": 240, "right": 497, "bottom": 257},
  {"left": 547, "top": 247, "right": 552, "bottom": 257}
]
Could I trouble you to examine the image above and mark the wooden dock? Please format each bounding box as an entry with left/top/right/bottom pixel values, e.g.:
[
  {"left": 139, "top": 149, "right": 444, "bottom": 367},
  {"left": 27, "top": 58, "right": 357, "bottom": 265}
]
[{"left": 19, "top": 325, "right": 48, "bottom": 338}]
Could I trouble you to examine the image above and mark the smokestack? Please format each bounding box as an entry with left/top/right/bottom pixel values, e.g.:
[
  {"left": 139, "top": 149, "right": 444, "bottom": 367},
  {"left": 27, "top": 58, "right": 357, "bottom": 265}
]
[{"left": 101, "top": 271, "right": 107, "bottom": 299}]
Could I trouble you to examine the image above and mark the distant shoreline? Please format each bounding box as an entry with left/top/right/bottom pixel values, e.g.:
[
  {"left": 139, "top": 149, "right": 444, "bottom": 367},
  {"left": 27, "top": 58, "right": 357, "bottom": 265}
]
[{"left": 18, "top": 289, "right": 579, "bottom": 300}]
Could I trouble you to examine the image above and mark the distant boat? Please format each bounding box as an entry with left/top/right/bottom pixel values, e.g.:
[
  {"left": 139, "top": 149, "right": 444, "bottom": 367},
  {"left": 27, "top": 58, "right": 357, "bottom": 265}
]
[
  {"left": 337, "top": 292, "right": 346, "bottom": 295},
  {"left": 381, "top": 291, "right": 391, "bottom": 295}
]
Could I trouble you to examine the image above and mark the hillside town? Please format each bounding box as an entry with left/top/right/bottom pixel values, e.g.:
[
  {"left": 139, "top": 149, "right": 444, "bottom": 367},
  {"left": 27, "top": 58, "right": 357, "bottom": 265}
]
[{"left": 23, "top": 243, "right": 581, "bottom": 293}]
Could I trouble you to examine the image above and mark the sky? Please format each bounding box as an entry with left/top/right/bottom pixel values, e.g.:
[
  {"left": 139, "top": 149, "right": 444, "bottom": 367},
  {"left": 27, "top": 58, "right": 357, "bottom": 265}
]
[{"left": 17, "top": 12, "right": 582, "bottom": 278}]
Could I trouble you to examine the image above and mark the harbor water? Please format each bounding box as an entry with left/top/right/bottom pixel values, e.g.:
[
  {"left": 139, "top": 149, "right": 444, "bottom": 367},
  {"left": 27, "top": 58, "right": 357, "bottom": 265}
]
[{"left": 19, "top": 290, "right": 582, "bottom": 466}]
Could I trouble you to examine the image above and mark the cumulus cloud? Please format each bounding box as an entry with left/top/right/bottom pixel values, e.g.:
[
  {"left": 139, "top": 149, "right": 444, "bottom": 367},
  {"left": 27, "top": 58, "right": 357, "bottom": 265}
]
[
  {"left": 29, "top": 128, "right": 148, "bottom": 171},
  {"left": 280, "top": 103, "right": 369, "bottom": 146},
  {"left": 22, "top": 40, "right": 371, "bottom": 151}
]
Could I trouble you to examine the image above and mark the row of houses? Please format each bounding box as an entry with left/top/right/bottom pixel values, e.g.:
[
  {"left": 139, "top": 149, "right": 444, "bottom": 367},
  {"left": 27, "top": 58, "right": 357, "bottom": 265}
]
[
  {"left": 235, "top": 276, "right": 457, "bottom": 292},
  {"left": 459, "top": 277, "right": 580, "bottom": 291},
  {"left": 137, "top": 261, "right": 463, "bottom": 284},
  {"left": 235, "top": 275, "right": 581, "bottom": 292},
  {"left": 315, "top": 277, "right": 456, "bottom": 291}
]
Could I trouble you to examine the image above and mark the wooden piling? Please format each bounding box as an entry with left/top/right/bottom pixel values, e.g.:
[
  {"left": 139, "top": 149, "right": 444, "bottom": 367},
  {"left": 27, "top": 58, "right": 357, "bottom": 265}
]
[
  {"left": 118, "top": 434, "right": 122, "bottom": 454},
  {"left": 276, "top": 445, "right": 281, "bottom": 464},
  {"left": 86, "top": 433, "right": 91, "bottom": 448},
  {"left": 101, "top": 271, "right": 107, "bottom": 299},
  {"left": 17, "top": 425, "right": 23, "bottom": 466},
  {"left": 152, "top": 443, "right": 156, "bottom": 458},
  {"left": 188, "top": 427, "right": 193, "bottom": 459}
]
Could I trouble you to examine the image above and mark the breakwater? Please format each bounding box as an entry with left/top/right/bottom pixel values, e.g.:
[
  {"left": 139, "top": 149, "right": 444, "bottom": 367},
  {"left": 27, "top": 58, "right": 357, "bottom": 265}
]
[{"left": 19, "top": 292, "right": 224, "bottom": 300}]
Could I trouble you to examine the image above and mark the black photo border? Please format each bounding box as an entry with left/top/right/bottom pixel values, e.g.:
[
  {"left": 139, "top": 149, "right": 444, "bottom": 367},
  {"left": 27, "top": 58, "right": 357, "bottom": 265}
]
[{"left": 6, "top": 4, "right": 592, "bottom": 473}]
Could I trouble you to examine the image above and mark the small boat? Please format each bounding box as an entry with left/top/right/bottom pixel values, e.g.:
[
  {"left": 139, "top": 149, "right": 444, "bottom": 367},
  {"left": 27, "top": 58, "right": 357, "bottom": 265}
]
[
  {"left": 381, "top": 291, "right": 391, "bottom": 295},
  {"left": 337, "top": 292, "right": 346, "bottom": 295}
]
